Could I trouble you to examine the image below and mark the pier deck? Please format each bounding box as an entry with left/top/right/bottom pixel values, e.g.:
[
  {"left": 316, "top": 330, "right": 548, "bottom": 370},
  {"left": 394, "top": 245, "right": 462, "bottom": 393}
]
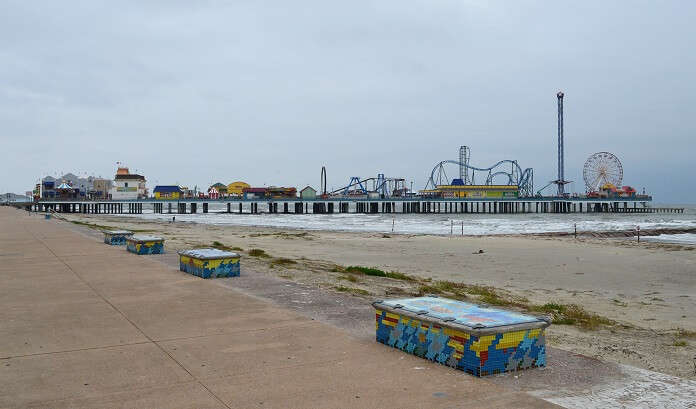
[
  {"left": 0, "top": 207, "right": 554, "bottom": 408},
  {"left": 22, "top": 195, "right": 685, "bottom": 216}
]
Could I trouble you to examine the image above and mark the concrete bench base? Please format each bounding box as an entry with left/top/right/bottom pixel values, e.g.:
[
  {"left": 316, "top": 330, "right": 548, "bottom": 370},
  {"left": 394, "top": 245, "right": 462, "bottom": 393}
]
[
  {"left": 373, "top": 297, "right": 548, "bottom": 377},
  {"left": 103, "top": 230, "right": 133, "bottom": 245},
  {"left": 126, "top": 236, "right": 164, "bottom": 255},
  {"left": 178, "top": 249, "right": 241, "bottom": 278}
]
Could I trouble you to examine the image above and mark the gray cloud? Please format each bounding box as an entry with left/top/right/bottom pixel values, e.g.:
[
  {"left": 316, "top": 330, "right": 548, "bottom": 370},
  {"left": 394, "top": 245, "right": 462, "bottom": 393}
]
[{"left": 2, "top": 1, "right": 694, "bottom": 202}]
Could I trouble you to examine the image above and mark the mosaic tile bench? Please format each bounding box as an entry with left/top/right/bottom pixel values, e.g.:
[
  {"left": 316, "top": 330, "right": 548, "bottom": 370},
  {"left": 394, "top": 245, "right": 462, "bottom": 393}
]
[
  {"left": 103, "top": 230, "right": 134, "bottom": 245},
  {"left": 126, "top": 235, "right": 164, "bottom": 255},
  {"left": 178, "top": 248, "right": 241, "bottom": 278},
  {"left": 373, "top": 296, "right": 550, "bottom": 376}
]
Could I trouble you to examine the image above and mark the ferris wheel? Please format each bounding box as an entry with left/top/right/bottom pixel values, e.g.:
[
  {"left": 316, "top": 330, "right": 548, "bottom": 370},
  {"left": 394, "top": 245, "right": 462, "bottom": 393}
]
[{"left": 583, "top": 152, "right": 623, "bottom": 192}]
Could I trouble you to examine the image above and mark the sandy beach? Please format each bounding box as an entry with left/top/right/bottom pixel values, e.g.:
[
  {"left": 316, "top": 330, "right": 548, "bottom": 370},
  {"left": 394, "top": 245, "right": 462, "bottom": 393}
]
[{"left": 59, "top": 212, "right": 696, "bottom": 379}]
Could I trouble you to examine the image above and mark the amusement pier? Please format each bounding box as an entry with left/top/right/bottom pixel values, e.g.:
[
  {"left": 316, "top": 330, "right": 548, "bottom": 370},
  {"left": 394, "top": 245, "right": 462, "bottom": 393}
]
[{"left": 11, "top": 93, "right": 684, "bottom": 216}]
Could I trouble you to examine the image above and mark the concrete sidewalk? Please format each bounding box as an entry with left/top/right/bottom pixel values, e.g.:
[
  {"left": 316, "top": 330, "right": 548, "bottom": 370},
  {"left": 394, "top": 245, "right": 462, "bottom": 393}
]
[{"left": 0, "top": 207, "right": 556, "bottom": 408}]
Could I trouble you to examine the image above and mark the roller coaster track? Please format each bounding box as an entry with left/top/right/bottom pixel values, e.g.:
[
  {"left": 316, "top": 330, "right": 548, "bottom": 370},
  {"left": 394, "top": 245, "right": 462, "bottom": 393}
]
[{"left": 425, "top": 159, "right": 534, "bottom": 197}]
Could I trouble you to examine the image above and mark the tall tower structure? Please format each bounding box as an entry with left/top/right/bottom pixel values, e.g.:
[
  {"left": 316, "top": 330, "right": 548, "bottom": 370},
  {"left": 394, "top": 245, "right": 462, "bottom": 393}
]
[
  {"left": 553, "top": 91, "right": 570, "bottom": 196},
  {"left": 459, "top": 146, "right": 470, "bottom": 184}
]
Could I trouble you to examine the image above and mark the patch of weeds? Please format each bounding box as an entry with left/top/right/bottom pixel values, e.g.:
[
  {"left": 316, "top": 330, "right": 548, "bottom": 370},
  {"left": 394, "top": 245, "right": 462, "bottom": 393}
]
[
  {"left": 69, "top": 220, "right": 114, "bottom": 230},
  {"left": 329, "top": 265, "right": 345, "bottom": 273},
  {"left": 339, "top": 274, "right": 359, "bottom": 283},
  {"left": 333, "top": 285, "right": 370, "bottom": 296},
  {"left": 211, "top": 241, "right": 242, "bottom": 252},
  {"left": 529, "top": 303, "right": 614, "bottom": 330},
  {"left": 344, "top": 266, "right": 387, "bottom": 277},
  {"left": 672, "top": 340, "right": 688, "bottom": 347},
  {"left": 270, "top": 258, "right": 297, "bottom": 268},
  {"left": 248, "top": 248, "right": 270, "bottom": 258},
  {"left": 342, "top": 266, "right": 416, "bottom": 281}
]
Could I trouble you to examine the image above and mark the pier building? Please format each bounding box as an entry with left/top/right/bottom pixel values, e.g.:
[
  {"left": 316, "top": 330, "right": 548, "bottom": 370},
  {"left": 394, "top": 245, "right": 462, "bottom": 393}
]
[
  {"left": 227, "top": 181, "right": 250, "bottom": 197},
  {"left": 110, "top": 167, "right": 147, "bottom": 200},
  {"left": 153, "top": 185, "right": 183, "bottom": 199},
  {"left": 421, "top": 184, "right": 519, "bottom": 199}
]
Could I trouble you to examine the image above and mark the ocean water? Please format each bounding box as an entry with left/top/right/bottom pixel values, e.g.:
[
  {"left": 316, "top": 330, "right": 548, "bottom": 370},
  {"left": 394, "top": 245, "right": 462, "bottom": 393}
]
[
  {"left": 642, "top": 233, "right": 696, "bottom": 245},
  {"left": 116, "top": 203, "right": 696, "bottom": 244}
]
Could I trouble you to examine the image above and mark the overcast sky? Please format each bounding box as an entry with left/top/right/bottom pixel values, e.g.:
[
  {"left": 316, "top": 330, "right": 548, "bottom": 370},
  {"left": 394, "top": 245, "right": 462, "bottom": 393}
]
[{"left": 2, "top": 1, "right": 694, "bottom": 203}]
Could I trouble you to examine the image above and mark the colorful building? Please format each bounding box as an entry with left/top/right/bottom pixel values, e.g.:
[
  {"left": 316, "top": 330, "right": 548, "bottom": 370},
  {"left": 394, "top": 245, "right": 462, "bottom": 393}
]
[
  {"left": 242, "top": 187, "right": 266, "bottom": 199},
  {"left": 208, "top": 187, "right": 220, "bottom": 199},
  {"left": 595, "top": 183, "right": 636, "bottom": 198},
  {"left": 421, "top": 185, "right": 519, "bottom": 199},
  {"left": 210, "top": 183, "right": 227, "bottom": 196},
  {"left": 41, "top": 173, "right": 99, "bottom": 198},
  {"left": 227, "top": 181, "right": 250, "bottom": 197},
  {"left": 266, "top": 186, "right": 297, "bottom": 199},
  {"left": 153, "top": 185, "right": 183, "bottom": 199}
]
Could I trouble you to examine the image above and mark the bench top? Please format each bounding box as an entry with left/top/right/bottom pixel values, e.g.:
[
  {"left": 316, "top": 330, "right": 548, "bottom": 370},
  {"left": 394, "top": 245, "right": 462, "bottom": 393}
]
[
  {"left": 178, "top": 248, "right": 240, "bottom": 259},
  {"left": 373, "top": 296, "right": 549, "bottom": 334},
  {"left": 128, "top": 235, "right": 164, "bottom": 243},
  {"left": 103, "top": 230, "right": 133, "bottom": 235}
]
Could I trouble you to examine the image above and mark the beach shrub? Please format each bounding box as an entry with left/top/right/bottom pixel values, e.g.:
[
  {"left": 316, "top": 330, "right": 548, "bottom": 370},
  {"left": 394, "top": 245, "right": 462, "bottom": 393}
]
[
  {"left": 345, "top": 266, "right": 386, "bottom": 277},
  {"left": 530, "top": 303, "right": 614, "bottom": 329},
  {"left": 211, "top": 241, "right": 243, "bottom": 252},
  {"left": 248, "top": 248, "right": 270, "bottom": 258},
  {"left": 343, "top": 266, "right": 417, "bottom": 281}
]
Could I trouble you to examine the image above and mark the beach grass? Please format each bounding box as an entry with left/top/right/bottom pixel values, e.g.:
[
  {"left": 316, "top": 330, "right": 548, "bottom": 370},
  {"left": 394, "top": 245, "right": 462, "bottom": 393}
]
[
  {"left": 248, "top": 248, "right": 270, "bottom": 258},
  {"left": 530, "top": 303, "right": 615, "bottom": 329},
  {"left": 211, "top": 241, "right": 243, "bottom": 252},
  {"left": 344, "top": 266, "right": 417, "bottom": 281},
  {"left": 333, "top": 285, "right": 370, "bottom": 296}
]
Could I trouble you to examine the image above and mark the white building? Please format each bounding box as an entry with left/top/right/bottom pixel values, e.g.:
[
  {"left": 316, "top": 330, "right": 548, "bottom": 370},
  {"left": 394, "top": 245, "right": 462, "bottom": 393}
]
[{"left": 110, "top": 167, "right": 147, "bottom": 200}]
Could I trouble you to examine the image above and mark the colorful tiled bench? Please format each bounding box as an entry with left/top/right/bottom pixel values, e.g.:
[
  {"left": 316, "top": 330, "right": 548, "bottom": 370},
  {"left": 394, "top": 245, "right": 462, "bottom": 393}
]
[
  {"left": 178, "top": 248, "right": 241, "bottom": 278},
  {"left": 373, "top": 296, "right": 550, "bottom": 377},
  {"left": 103, "top": 230, "right": 134, "bottom": 245},
  {"left": 126, "top": 235, "right": 165, "bottom": 255}
]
